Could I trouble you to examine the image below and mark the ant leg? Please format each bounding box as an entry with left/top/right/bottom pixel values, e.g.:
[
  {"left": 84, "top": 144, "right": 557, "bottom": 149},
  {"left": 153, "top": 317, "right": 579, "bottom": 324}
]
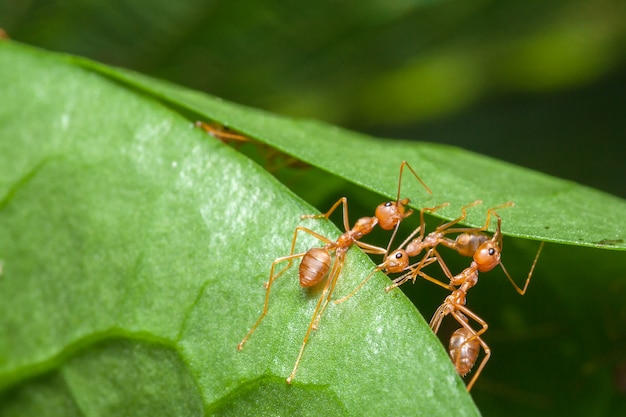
[
  {"left": 286, "top": 254, "right": 344, "bottom": 384},
  {"left": 429, "top": 300, "right": 449, "bottom": 334},
  {"left": 270, "top": 226, "right": 335, "bottom": 283},
  {"left": 450, "top": 307, "right": 490, "bottom": 391},
  {"left": 482, "top": 202, "right": 514, "bottom": 233},
  {"left": 441, "top": 201, "right": 514, "bottom": 243},
  {"left": 414, "top": 271, "right": 456, "bottom": 292},
  {"left": 238, "top": 226, "right": 335, "bottom": 350},
  {"left": 384, "top": 270, "right": 413, "bottom": 292},
  {"left": 452, "top": 306, "right": 489, "bottom": 350},
  {"left": 465, "top": 337, "right": 490, "bottom": 391},
  {"left": 428, "top": 248, "right": 459, "bottom": 285},
  {"left": 301, "top": 197, "right": 351, "bottom": 232},
  {"left": 433, "top": 200, "right": 484, "bottom": 236},
  {"left": 238, "top": 251, "right": 307, "bottom": 350},
  {"left": 419, "top": 203, "right": 451, "bottom": 231},
  {"left": 396, "top": 160, "right": 432, "bottom": 199},
  {"left": 488, "top": 211, "right": 544, "bottom": 295},
  {"left": 334, "top": 264, "right": 380, "bottom": 304},
  {"left": 499, "top": 241, "right": 545, "bottom": 295},
  {"left": 383, "top": 161, "right": 432, "bottom": 252},
  {"left": 355, "top": 240, "right": 388, "bottom": 255},
  {"left": 313, "top": 253, "right": 346, "bottom": 326}
]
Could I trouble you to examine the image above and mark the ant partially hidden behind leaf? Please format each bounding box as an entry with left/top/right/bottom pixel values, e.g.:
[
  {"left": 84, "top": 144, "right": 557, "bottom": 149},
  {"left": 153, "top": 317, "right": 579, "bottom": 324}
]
[
  {"left": 195, "top": 121, "right": 249, "bottom": 142},
  {"left": 237, "top": 161, "right": 431, "bottom": 384},
  {"left": 195, "top": 121, "right": 306, "bottom": 172},
  {"left": 411, "top": 205, "right": 544, "bottom": 391}
]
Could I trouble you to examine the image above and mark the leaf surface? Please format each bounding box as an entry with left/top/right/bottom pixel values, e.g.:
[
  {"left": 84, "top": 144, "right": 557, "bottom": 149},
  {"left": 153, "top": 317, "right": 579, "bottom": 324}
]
[
  {"left": 63, "top": 52, "right": 626, "bottom": 251},
  {"left": 0, "top": 42, "right": 479, "bottom": 416}
]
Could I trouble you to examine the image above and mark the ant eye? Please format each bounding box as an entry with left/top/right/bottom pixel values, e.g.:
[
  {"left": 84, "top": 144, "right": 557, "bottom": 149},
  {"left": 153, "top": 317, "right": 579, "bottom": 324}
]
[
  {"left": 395, "top": 252, "right": 404, "bottom": 259},
  {"left": 488, "top": 248, "right": 495, "bottom": 256},
  {"left": 385, "top": 201, "right": 393, "bottom": 207}
]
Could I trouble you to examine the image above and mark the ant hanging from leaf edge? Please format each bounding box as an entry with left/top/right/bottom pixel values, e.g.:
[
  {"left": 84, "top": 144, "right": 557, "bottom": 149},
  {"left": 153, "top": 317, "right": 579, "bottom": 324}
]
[{"left": 420, "top": 206, "right": 545, "bottom": 390}]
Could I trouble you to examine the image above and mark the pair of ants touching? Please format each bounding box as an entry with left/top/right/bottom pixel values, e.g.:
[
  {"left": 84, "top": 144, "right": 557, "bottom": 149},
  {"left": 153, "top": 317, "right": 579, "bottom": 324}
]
[
  {"left": 195, "top": 122, "right": 543, "bottom": 390},
  {"left": 235, "top": 159, "right": 543, "bottom": 390},
  {"left": 368, "top": 199, "right": 543, "bottom": 390}
]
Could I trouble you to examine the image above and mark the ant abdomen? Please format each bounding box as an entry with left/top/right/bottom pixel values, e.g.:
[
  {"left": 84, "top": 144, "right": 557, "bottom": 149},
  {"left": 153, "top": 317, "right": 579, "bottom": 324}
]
[
  {"left": 449, "top": 327, "right": 480, "bottom": 377},
  {"left": 454, "top": 233, "right": 489, "bottom": 257},
  {"left": 299, "top": 247, "right": 331, "bottom": 287}
]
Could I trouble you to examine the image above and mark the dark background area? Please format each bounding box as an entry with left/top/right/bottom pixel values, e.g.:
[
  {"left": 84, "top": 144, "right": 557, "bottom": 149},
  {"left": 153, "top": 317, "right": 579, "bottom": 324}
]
[{"left": 2, "top": 1, "right": 625, "bottom": 416}]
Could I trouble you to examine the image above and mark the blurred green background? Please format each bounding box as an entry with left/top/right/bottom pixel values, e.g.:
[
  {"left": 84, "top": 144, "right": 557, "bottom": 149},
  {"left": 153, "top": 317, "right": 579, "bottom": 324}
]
[
  {"left": 1, "top": 0, "right": 624, "bottom": 198},
  {"left": 2, "top": 1, "right": 626, "bottom": 416}
]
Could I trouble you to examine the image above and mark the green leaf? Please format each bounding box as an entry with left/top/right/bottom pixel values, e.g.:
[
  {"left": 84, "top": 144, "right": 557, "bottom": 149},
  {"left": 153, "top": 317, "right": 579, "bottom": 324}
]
[
  {"left": 65, "top": 52, "right": 626, "bottom": 251},
  {"left": 3, "top": 3, "right": 626, "bottom": 415},
  {"left": 0, "top": 42, "right": 480, "bottom": 415},
  {"left": 4, "top": 0, "right": 624, "bottom": 127}
]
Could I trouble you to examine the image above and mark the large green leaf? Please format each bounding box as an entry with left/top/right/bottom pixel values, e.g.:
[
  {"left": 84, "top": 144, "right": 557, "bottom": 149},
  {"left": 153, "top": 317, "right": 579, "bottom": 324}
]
[
  {"left": 0, "top": 42, "right": 480, "bottom": 415},
  {"left": 2, "top": 3, "right": 626, "bottom": 415},
  {"left": 63, "top": 52, "right": 626, "bottom": 251}
]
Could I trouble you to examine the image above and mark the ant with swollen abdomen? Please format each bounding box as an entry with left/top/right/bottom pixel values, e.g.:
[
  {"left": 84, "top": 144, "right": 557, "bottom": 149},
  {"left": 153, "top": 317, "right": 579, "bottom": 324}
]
[{"left": 237, "top": 161, "right": 430, "bottom": 384}]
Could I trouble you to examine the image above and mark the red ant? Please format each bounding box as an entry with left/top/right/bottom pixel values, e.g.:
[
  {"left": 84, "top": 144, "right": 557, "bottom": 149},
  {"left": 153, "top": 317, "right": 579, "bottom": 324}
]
[
  {"left": 237, "top": 161, "right": 430, "bottom": 383},
  {"left": 335, "top": 200, "right": 488, "bottom": 302},
  {"left": 382, "top": 200, "right": 501, "bottom": 293},
  {"left": 334, "top": 200, "right": 543, "bottom": 390},
  {"left": 195, "top": 120, "right": 306, "bottom": 171},
  {"left": 195, "top": 121, "right": 249, "bottom": 142},
  {"left": 414, "top": 207, "right": 545, "bottom": 390}
]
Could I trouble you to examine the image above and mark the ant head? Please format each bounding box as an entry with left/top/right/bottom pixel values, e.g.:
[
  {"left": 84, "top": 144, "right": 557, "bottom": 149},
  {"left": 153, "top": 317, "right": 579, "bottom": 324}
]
[
  {"left": 474, "top": 240, "right": 501, "bottom": 272},
  {"left": 384, "top": 249, "right": 409, "bottom": 273},
  {"left": 375, "top": 200, "right": 412, "bottom": 230},
  {"left": 375, "top": 201, "right": 401, "bottom": 230}
]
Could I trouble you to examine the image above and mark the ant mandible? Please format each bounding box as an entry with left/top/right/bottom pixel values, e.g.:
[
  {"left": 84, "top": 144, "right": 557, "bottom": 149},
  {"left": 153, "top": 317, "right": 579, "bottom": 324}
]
[{"left": 237, "top": 161, "right": 430, "bottom": 384}]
